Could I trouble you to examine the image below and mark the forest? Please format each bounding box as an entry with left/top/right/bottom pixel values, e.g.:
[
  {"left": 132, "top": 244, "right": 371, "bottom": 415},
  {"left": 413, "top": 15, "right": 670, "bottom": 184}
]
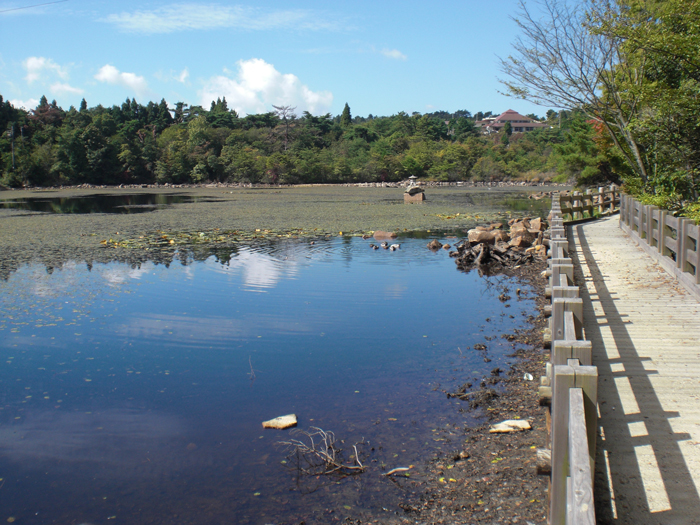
[{"left": 0, "top": 95, "right": 603, "bottom": 189}]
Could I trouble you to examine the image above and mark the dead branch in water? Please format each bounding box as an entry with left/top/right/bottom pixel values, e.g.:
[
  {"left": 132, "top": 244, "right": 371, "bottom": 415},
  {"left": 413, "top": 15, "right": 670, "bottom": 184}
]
[
  {"left": 247, "top": 355, "right": 257, "bottom": 384},
  {"left": 277, "top": 427, "right": 366, "bottom": 476}
]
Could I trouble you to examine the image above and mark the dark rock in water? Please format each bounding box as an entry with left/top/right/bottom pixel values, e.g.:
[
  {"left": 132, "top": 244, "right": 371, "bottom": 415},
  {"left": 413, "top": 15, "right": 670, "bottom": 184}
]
[
  {"left": 373, "top": 230, "right": 398, "bottom": 240},
  {"left": 427, "top": 239, "right": 443, "bottom": 250}
]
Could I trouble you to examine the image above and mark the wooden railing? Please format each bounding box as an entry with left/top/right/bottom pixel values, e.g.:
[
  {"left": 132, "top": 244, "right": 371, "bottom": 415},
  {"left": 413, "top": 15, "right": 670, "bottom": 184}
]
[
  {"left": 539, "top": 194, "right": 598, "bottom": 524},
  {"left": 619, "top": 194, "right": 700, "bottom": 298},
  {"left": 560, "top": 186, "right": 620, "bottom": 221}
]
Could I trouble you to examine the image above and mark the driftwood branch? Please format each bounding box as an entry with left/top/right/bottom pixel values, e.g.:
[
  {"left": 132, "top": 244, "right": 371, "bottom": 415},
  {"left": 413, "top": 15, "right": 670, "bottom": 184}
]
[{"left": 277, "top": 427, "right": 366, "bottom": 476}]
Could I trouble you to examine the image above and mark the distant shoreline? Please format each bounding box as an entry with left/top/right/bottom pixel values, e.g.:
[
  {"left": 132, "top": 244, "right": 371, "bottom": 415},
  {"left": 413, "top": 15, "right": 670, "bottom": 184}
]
[{"left": 0, "top": 180, "right": 570, "bottom": 192}]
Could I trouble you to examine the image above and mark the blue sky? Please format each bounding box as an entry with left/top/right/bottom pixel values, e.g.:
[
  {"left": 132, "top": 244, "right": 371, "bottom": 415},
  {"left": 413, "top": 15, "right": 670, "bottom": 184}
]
[{"left": 0, "top": 0, "right": 550, "bottom": 118}]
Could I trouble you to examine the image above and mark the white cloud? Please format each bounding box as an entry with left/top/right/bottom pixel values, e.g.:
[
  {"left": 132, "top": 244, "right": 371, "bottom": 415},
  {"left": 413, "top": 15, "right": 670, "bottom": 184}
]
[
  {"left": 177, "top": 68, "right": 189, "bottom": 83},
  {"left": 200, "top": 58, "right": 332, "bottom": 116},
  {"left": 23, "top": 56, "right": 68, "bottom": 84},
  {"left": 381, "top": 48, "right": 407, "bottom": 61},
  {"left": 50, "top": 82, "right": 84, "bottom": 96},
  {"left": 95, "top": 64, "right": 149, "bottom": 96},
  {"left": 9, "top": 98, "right": 39, "bottom": 110},
  {"left": 103, "top": 4, "right": 340, "bottom": 34},
  {"left": 154, "top": 68, "right": 190, "bottom": 84}
]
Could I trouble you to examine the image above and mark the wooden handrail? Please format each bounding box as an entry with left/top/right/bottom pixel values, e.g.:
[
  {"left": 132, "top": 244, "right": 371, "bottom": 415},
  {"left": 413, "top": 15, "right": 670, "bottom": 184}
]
[
  {"left": 560, "top": 185, "right": 620, "bottom": 221},
  {"left": 619, "top": 194, "right": 700, "bottom": 297},
  {"left": 543, "top": 193, "right": 599, "bottom": 524}
]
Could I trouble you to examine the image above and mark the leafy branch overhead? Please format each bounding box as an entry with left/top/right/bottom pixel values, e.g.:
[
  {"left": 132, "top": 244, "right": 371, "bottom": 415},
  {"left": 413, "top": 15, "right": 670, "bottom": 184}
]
[{"left": 500, "top": 0, "right": 700, "bottom": 204}]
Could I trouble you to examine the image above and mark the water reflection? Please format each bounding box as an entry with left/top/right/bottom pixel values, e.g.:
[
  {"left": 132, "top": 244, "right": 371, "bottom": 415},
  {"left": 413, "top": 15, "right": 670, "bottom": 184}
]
[
  {"left": 0, "top": 193, "right": 222, "bottom": 214},
  {"left": 0, "top": 409, "right": 183, "bottom": 475},
  {"left": 0, "top": 236, "right": 539, "bottom": 524},
  {"left": 211, "top": 247, "right": 301, "bottom": 291}
]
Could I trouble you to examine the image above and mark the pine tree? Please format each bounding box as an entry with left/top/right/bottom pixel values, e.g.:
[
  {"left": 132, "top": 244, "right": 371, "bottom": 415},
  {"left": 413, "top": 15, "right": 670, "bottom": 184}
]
[
  {"left": 80, "top": 98, "right": 88, "bottom": 112},
  {"left": 340, "top": 103, "right": 352, "bottom": 127}
]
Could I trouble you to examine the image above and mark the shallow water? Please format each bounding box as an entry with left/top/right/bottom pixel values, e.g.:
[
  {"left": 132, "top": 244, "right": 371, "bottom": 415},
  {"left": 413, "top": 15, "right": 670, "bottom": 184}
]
[
  {"left": 0, "top": 235, "right": 537, "bottom": 524},
  {"left": 0, "top": 193, "right": 222, "bottom": 214}
]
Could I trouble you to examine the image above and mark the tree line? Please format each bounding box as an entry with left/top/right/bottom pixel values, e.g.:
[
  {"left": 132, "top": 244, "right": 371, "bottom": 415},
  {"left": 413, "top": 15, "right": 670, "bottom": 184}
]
[{"left": 0, "top": 94, "right": 607, "bottom": 188}]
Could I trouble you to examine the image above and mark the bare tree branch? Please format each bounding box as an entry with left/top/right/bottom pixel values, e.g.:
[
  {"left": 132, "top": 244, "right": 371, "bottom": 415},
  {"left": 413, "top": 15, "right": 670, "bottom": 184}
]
[{"left": 499, "top": 0, "right": 649, "bottom": 181}]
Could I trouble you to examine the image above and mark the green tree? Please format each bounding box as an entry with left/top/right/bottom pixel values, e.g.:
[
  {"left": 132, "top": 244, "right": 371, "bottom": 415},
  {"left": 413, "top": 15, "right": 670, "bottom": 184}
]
[
  {"left": 501, "top": 122, "right": 512, "bottom": 146},
  {"left": 340, "top": 103, "right": 352, "bottom": 127}
]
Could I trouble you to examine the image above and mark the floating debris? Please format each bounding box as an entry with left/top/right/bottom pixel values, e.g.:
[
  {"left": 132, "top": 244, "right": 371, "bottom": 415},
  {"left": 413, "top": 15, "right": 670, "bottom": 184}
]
[{"left": 263, "top": 414, "right": 298, "bottom": 430}]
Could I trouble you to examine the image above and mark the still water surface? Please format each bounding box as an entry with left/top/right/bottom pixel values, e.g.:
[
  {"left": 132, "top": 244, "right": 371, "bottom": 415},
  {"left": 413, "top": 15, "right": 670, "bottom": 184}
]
[
  {"left": 0, "top": 193, "right": 222, "bottom": 214},
  {"left": 0, "top": 235, "right": 536, "bottom": 524}
]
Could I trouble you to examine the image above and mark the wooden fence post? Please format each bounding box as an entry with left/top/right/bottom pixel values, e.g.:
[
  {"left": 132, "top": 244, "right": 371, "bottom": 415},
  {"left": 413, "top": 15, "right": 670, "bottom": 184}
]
[
  {"left": 551, "top": 364, "right": 576, "bottom": 525},
  {"left": 551, "top": 297, "right": 583, "bottom": 342},
  {"left": 568, "top": 388, "right": 596, "bottom": 525},
  {"left": 658, "top": 209, "right": 667, "bottom": 256}
]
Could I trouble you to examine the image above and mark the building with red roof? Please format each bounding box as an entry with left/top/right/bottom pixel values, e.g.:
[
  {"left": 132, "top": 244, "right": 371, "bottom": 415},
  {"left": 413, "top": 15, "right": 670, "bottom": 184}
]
[{"left": 475, "top": 109, "right": 549, "bottom": 134}]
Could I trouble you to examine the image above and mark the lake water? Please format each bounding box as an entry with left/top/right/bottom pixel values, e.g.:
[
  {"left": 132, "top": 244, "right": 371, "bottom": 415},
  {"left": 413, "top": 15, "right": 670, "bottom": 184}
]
[
  {"left": 0, "top": 234, "right": 538, "bottom": 524},
  {"left": 0, "top": 193, "right": 223, "bottom": 215}
]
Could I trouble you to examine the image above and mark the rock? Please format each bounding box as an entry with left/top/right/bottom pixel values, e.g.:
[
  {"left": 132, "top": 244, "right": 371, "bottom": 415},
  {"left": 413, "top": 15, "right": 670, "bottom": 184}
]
[
  {"left": 493, "top": 241, "right": 510, "bottom": 254},
  {"left": 509, "top": 232, "right": 535, "bottom": 248},
  {"left": 489, "top": 420, "right": 531, "bottom": 433},
  {"left": 427, "top": 239, "right": 443, "bottom": 250},
  {"left": 475, "top": 226, "right": 493, "bottom": 232},
  {"left": 468, "top": 229, "right": 510, "bottom": 244},
  {"left": 405, "top": 186, "right": 425, "bottom": 196},
  {"left": 490, "top": 222, "right": 503, "bottom": 230},
  {"left": 262, "top": 414, "right": 298, "bottom": 429},
  {"left": 494, "top": 231, "right": 510, "bottom": 243},
  {"left": 389, "top": 244, "right": 400, "bottom": 251},
  {"left": 529, "top": 217, "right": 545, "bottom": 231},
  {"left": 510, "top": 221, "right": 531, "bottom": 237},
  {"left": 374, "top": 231, "right": 398, "bottom": 240},
  {"left": 442, "top": 243, "right": 451, "bottom": 250}
]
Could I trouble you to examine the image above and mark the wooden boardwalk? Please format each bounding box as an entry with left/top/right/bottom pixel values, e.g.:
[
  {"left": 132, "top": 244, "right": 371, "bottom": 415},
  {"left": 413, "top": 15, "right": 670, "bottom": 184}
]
[{"left": 569, "top": 216, "right": 700, "bottom": 525}]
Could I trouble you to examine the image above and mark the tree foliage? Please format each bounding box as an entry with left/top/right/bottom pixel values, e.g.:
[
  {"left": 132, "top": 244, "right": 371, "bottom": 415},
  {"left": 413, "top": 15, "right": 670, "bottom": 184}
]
[
  {"left": 501, "top": 0, "right": 700, "bottom": 205},
  {"left": 1, "top": 96, "right": 573, "bottom": 187}
]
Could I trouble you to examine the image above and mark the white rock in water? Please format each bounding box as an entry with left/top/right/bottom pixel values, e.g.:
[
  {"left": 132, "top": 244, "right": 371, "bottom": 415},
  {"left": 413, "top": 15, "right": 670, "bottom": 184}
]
[
  {"left": 489, "top": 420, "right": 531, "bottom": 433},
  {"left": 262, "top": 414, "right": 298, "bottom": 429}
]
